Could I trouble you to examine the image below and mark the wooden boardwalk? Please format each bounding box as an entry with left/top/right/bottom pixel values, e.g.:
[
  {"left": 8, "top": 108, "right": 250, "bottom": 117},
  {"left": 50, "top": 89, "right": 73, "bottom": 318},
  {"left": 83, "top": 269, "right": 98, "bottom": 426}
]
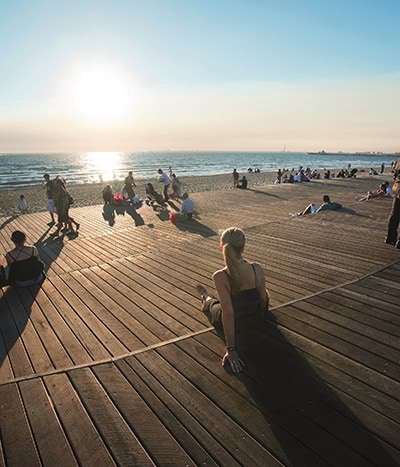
[{"left": 0, "top": 176, "right": 399, "bottom": 466}]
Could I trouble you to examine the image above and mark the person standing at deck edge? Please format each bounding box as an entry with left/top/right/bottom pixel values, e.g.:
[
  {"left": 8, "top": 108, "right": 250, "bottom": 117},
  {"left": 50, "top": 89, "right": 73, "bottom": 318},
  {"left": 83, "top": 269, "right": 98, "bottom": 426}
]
[
  {"left": 196, "top": 227, "right": 269, "bottom": 373},
  {"left": 385, "top": 157, "right": 400, "bottom": 248}
]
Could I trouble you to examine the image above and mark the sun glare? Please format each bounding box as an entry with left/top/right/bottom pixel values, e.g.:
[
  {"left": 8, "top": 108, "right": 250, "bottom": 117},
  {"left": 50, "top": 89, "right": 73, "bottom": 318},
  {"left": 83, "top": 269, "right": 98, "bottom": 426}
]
[{"left": 73, "top": 68, "right": 130, "bottom": 123}]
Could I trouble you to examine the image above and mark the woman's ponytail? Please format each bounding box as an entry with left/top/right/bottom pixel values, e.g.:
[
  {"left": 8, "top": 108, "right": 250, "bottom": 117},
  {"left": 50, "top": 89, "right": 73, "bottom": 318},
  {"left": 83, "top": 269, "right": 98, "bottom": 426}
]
[{"left": 220, "top": 227, "right": 245, "bottom": 295}]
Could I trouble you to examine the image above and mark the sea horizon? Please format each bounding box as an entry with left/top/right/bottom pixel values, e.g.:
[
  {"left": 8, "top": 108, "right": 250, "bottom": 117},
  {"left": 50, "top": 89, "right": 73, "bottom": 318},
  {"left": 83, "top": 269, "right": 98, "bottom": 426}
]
[{"left": 0, "top": 150, "right": 397, "bottom": 190}]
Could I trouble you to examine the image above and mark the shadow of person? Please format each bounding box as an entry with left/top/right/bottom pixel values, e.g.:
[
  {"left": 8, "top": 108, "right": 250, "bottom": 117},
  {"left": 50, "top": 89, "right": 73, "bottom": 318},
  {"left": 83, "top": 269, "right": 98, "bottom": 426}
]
[
  {"left": 172, "top": 218, "right": 217, "bottom": 238},
  {"left": 125, "top": 205, "right": 145, "bottom": 226},
  {"left": 165, "top": 200, "right": 180, "bottom": 212},
  {"left": 34, "top": 227, "right": 69, "bottom": 274},
  {"left": 230, "top": 313, "right": 400, "bottom": 466},
  {"left": 0, "top": 215, "right": 18, "bottom": 230},
  {"left": 156, "top": 209, "right": 171, "bottom": 222},
  {"left": 102, "top": 204, "right": 116, "bottom": 226},
  {"left": 0, "top": 283, "right": 41, "bottom": 382},
  {"left": 334, "top": 207, "right": 371, "bottom": 218},
  {"left": 246, "top": 188, "right": 285, "bottom": 199}
]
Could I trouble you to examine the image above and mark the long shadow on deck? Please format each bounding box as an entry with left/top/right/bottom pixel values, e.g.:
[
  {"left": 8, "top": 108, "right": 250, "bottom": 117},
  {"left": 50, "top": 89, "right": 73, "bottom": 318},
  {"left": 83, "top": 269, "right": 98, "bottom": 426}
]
[
  {"left": 172, "top": 219, "right": 218, "bottom": 238},
  {"left": 235, "top": 315, "right": 399, "bottom": 466},
  {"left": 246, "top": 188, "right": 285, "bottom": 199},
  {"left": 0, "top": 284, "right": 41, "bottom": 379},
  {"left": 103, "top": 204, "right": 145, "bottom": 227}
]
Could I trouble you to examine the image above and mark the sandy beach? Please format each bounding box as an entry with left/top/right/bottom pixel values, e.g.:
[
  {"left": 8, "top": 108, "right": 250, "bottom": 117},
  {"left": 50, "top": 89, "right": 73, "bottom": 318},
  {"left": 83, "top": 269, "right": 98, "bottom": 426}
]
[{"left": 0, "top": 168, "right": 389, "bottom": 217}]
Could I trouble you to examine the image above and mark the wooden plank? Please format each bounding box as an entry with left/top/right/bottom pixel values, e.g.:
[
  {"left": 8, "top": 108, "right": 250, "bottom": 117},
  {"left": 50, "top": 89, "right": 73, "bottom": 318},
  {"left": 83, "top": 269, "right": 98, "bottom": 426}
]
[
  {"left": 93, "top": 363, "right": 195, "bottom": 465},
  {"left": 44, "top": 373, "right": 116, "bottom": 466},
  {"left": 49, "top": 275, "right": 126, "bottom": 357},
  {"left": 5, "top": 287, "right": 54, "bottom": 374},
  {"left": 68, "top": 270, "right": 150, "bottom": 349},
  {"left": 136, "top": 350, "right": 287, "bottom": 466},
  {"left": 292, "top": 299, "right": 400, "bottom": 352},
  {"left": 19, "top": 378, "right": 78, "bottom": 466},
  {"left": 42, "top": 279, "right": 110, "bottom": 361},
  {"left": 194, "top": 329, "right": 400, "bottom": 462},
  {"left": 81, "top": 266, "right": 187, "bottom": 339},
  {"left": 269, "top": 308, "right": 400, "bottom": 382},
  {"left": 0, "top": 383, "right": 41, "bottom": 466},
  {"left": 68, "top": 367, "right": 155, "bottom": 466},
  {"left": 116, "top": 358, "right": 235, "bottom": 466},
  {"left": 0, "top": 290, "right": 33, "bottom": 378},
  {"left": 34, "top": 286, "right": 91, "bottom": 364}
]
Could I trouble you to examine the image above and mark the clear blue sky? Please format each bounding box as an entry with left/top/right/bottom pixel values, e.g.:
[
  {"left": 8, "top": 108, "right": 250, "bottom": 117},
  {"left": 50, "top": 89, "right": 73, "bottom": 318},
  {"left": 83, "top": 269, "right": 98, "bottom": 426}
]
[{"left": 0, "top": 0, "right": 399, "bottom": 152}]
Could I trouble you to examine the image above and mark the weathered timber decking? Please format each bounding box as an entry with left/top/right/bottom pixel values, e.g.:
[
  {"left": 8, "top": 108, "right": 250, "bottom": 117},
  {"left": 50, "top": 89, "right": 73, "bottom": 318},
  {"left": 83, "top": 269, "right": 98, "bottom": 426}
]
[{"left": 0, "top": 176, "right": 399, "bottom": 466}]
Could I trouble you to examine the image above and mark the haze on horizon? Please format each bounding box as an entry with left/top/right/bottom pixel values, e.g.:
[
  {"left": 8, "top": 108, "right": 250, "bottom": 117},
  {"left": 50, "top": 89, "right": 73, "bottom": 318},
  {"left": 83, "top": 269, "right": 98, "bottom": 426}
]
[{"left": 0, "top": 0, "right": 399, "bottom": 153}]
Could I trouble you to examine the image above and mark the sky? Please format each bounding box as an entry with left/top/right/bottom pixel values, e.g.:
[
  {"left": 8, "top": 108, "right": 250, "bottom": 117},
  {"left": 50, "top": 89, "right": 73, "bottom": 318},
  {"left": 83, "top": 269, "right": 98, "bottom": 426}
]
[{"left": 0, "top": 0, "right": 399, "bottom": 152}]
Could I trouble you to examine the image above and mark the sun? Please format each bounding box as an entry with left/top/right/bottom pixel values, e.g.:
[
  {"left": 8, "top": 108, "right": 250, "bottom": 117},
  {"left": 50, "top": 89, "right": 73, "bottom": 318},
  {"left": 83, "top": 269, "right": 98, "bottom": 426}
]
[{"left": 73, "top": 68, "right": 129, "bottom": 123}]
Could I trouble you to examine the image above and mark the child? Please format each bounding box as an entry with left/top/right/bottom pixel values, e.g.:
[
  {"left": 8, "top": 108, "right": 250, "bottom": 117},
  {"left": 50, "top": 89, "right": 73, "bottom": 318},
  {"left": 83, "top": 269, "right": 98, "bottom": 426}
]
[{"left": 18, "top": 194, "right": 29, "bottom": 214}]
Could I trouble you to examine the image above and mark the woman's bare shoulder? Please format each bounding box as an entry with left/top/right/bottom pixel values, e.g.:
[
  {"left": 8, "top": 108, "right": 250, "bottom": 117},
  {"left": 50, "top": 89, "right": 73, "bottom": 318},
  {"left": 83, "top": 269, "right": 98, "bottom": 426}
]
[{"left": 212, "top": 267, "right": 228, "bottom": 281}]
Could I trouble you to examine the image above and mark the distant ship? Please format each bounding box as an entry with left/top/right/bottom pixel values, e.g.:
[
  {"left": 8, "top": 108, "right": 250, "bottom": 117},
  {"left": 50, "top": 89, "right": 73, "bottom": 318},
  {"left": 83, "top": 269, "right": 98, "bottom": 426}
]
[{"left": 307, "top": 150, "right": 398, "bottom": 157}]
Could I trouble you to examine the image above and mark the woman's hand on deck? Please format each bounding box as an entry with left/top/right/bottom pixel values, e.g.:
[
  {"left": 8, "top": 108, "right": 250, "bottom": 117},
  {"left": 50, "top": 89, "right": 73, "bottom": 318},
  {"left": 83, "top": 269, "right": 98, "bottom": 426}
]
[{"left": 222, "top": 350, "right": 245, "bottom": 373}]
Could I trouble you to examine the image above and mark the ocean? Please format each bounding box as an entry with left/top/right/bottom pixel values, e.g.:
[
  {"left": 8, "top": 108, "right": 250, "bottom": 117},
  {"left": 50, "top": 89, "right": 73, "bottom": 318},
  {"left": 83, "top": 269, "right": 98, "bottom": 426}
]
[{"left": 0, "top": 151, "right": 396, "bottom": 190}]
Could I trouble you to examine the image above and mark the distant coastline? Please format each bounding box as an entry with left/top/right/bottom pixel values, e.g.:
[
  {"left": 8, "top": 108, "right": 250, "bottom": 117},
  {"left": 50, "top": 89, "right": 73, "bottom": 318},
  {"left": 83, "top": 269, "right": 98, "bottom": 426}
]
[
  {"left": 307, "top": 151, "right": 399, "bottom": 157},
  {"left": 0, "top": 151, "right": 398, "bottom": 191}
]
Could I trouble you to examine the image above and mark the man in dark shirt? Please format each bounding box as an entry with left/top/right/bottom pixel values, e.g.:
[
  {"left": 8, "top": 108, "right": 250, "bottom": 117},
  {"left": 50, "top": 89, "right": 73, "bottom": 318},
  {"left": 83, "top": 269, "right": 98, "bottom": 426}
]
[
  {"left": 317, "top": 195, "right": 342, "bottom": 212},
  {"left": 43, "top": 174, "right": 56, "bottom": 225}
]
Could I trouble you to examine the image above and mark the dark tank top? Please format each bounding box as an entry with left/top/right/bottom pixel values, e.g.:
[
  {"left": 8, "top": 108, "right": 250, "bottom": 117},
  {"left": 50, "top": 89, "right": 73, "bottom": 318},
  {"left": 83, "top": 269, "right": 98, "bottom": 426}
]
[
  {"left": 8, "top": 247, "right": 44, "bottom": 285},
  {"left": 225, "top": 263, "right": 259, "bottom": 320}
]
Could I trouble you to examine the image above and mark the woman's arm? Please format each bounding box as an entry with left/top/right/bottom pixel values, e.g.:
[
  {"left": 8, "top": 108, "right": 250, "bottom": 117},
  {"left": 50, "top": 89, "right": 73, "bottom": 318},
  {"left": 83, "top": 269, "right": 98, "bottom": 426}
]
[{"left": 213, "top": 271, "right": 244, "bottom": 373}]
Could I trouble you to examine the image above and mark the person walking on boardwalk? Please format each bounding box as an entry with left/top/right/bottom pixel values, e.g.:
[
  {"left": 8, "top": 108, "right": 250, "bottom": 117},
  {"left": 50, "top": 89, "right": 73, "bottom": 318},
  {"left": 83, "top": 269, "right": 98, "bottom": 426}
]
[
  {"left": 385, "top": 157, "right": 400, "bottom": 248},
  {"left": 53, "top": 178, "right": 79, "bottom": 236},
  {"left": 232, "top": 168, "right": 239, "bottom": 188},
  {"left": 196, "top": 227, "right": 270, "bottom": 373},
  {"left": 43, "top": 173, "right": 56, "bottom": 225},
  {"left": 158, "top": 168, "right": 171, "bottom": 201},
  {"left": 124, "top": 171, "right": 136, "bottom": 200}
]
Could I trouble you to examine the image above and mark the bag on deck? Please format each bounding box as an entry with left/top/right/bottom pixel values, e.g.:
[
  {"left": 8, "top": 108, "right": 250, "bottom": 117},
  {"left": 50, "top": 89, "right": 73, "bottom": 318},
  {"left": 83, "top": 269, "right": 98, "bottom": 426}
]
[{"left": 113, "top": 193, "right": 124, "bottom": 206}]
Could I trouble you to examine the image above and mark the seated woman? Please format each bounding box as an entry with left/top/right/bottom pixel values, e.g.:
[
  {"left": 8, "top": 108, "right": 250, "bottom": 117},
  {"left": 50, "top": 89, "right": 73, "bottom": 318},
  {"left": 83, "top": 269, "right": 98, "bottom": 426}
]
[
  {"left": 5, "top": 231, "right": 45, "bottom": 287},
  {"left": 356, "top": 182, "right": 387, "bottom": 202},
  {"left": 237, "top": 176, "right": 248, "bottom": 189},
  {"left": 196, "top": 227, "right": 269, "bottom": 373}
]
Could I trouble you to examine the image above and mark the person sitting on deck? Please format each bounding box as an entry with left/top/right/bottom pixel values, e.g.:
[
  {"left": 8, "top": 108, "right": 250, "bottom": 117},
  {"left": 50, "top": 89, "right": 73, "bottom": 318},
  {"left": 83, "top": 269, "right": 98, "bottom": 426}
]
[
  {"left": 292, "top": 195, "right": 342, "bottom": 217},
  {"left": 170, "top": 192, "right": 194, "bottom": 222},
  {"left": 316, "top": 195, "right": 342, "bottom": 212},
  {"left": 196, "top": 227, "right": 270, "bottom": 373},
  {"left": 145, "top": 183, "right": 165, "bottom": 209},
  {"left": 5, "top": 230, "right": 45, "bottom": 287},
  {"left": 237, "top": 176, "right": 248, "bottom": 189},
  {"left": 356, "top": 182, "right": 388, "bottom": 202}
]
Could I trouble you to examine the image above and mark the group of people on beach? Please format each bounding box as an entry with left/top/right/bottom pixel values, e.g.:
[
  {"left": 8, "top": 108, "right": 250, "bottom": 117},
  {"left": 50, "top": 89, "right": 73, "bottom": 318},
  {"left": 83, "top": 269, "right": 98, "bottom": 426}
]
[
  {"left": 102, "top": 168, "right": 195, "bottom": 222},
  {"left": 2, "top": 158, "right": 400, "bottom": 376}
]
